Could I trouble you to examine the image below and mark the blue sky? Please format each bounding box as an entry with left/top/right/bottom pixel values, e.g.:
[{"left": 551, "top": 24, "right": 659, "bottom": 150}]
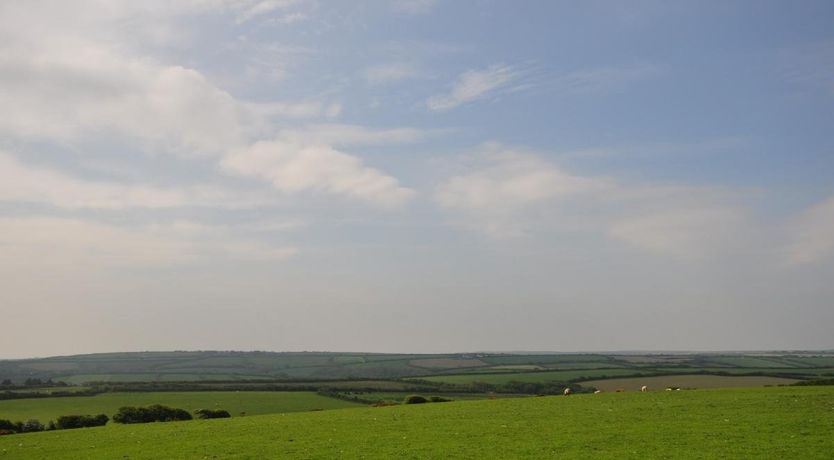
[{"left": 1, "top": 1, "right": 833, "bottom": 358}]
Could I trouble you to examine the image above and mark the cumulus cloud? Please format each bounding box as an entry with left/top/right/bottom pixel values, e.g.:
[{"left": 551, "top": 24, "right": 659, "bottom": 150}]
[
  {"left": 427, "top": 64, "right": 523, "bottom": 111},
  {"left": 0, "top": 34, "right": 251, "bottom": 154},
  {"left": 0, "top": 0, "right": 420, "bottom": 209},
  {"left": 222, "top": 141, "right": 415, "bottom": 208},
  {"left": 786, "top": 196, "right": 834, "bottom": 265}
]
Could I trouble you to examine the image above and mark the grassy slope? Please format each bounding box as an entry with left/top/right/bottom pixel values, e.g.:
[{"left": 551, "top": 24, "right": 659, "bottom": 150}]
[
  {"left": 2, "top": 387, "right": 832, "bottom": 459},
  {"left": 0, "top": 392, "right": 360, "bottom": 422}
]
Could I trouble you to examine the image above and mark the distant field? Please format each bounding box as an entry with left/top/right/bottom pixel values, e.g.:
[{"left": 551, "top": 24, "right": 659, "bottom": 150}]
[
  {"left": 61, "top": 374, "right": 272, "bottom": 384},
  {"left": 413, "top": 368, "right": 652, "bottom": 384},
  {"left": 3, "top": 351, "right": 833, "bottom": 383},
  {"left": 0, "top": 391, "right": 361, "bottom": 422},
  {"left": 408, "top": 358, "right": 487, "bottom": 369},
  {"left": 1, "top": 387, "right": 832, "bottom": 459},
  {"left": 581, "top": 375, "right": 800, "bottom": 392}
]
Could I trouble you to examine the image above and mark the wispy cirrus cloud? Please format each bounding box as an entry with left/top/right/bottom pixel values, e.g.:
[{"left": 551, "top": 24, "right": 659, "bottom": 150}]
[{"left": 427, "top": 64, "right": 525, "bottom": 111}]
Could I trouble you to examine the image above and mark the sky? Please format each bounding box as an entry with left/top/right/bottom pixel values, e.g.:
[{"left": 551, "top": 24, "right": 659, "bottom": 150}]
[{"left": 1, "top": 0, "right": 833, "bottom": 359}]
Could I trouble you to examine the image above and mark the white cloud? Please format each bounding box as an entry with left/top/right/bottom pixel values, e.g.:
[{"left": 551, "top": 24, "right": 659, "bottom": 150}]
[
  {"left": 0, "top": 37, "right": 251, "bottom": 155},
  {"left": 232, "top": 0, "right": 306, "bottom": 24},
  {"left": 435, "top": 144, "right": 749, "bottom": 253},
  {"left": 436, "top": 148, "right": 606, "bottom": 212},
  {"left": 0, "top": 1, "right": 418, "bottom": 210},
  {"left": 427, "top": 64, "right": 523, "bottom": 111},
  {"left": 222, "top": 140, "right": 415, "bottom": 208},
  {"left": 786, "top": 196, "right": 834, "bottom": 265}
]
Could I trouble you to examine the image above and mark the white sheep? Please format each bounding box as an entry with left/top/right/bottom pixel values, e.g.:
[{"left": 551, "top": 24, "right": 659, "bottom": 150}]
[{"left": 641, "top": 385, "right": 648, "bottom": 392}]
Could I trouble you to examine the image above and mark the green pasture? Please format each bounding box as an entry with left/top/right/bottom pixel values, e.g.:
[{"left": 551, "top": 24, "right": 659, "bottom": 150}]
[
  {"left": 0, "top": 391, "right": 361, "bottom": 422},
  {"left": 1, "top": 387, "right": 831, "bottom": 459},
  {"left": 581, "top": 374, "right": 799, "bottom": 392}
]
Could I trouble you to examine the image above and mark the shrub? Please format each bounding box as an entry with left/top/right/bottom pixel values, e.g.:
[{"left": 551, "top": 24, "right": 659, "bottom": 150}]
[
  {"left": 113, "top": 405, "right": 192, "bottom": 424},
  {"left": 194, "top": 409, "right": 231, "bottom": 419},
  {"left": 403, "top": 395, "right": 428, "bottom": 404},
  {"left": 428, "top": 396, "right": 451, "bottom": 403},
  {"left": 56, "top": 414, "right": 109, "bottom": 429},
  {"left": 19, "top": 420, "right": 45, "bottom": 432}
]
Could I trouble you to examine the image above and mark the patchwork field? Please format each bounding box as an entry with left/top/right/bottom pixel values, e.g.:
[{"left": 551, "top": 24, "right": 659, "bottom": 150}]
[
  {"left": 1, "top": 387, "right": 832, "bottom": 459},
  {"left": 3, "top": 351, "right": 833, "bottom": 384},
  {"left": 413, "top": 368, "right": 654, "bottom": 384},
  {"left": 582, "top": 375, "right": 800, "bottom": 392},
  {"left": 0, "top": 391, "right": 360, "bottom": 422}
]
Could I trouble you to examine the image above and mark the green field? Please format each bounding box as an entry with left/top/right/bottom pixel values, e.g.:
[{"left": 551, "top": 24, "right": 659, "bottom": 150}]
[
  {"left": 414, "top": 368, "right": 653, "bottom": 384},
  {"left": 582, "top": 374, "right": 800, "bottom": 392},
  {"left": 1, "top": 387, "right": 832, "bottom": 459},
  {"left": 0, "top": 391, "right": 360, "bottom": 422},
  {"left": 4, "top": 351, "right": 834, "bottom": 384}
]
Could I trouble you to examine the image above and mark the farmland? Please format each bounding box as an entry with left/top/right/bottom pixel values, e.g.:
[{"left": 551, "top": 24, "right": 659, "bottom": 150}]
[
  {"left": 0, "top": 391, "right": 361, "bottom": 422},
  {"left": 581, "top": 375, "right": 800, "bottom": 392},
  {"left": 4, "top": 351, "right": 832, "bottom": 384},
  {"left": 1, "top": 386, "right": 832, "bottom": 459}
]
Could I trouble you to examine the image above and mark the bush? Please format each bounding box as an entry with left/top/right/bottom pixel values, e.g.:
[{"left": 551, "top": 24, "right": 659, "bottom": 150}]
[
  {"left": 19, "top": 420, "right": 45, "bottom": 432},
  {"left": 403, "top": 395, "right": 428, "bottom": 404},
  {"left": 428, "top": 396, "right": 451, "bottom": 403},
  {"left": 113, "top": 405, "right": 192, "bottom": 424},
  {"left": 194, "top": 409, "right": 231, "bottom": 419},
  {"left": 56, "top": 414, "right": 109, "bottom": 429}
]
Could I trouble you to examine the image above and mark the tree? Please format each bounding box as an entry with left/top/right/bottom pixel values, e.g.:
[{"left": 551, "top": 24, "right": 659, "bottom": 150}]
[
  {"left": 403, "top": 395, "right": 428, "bottom": 404},
  {"left": 194, "top": 409, "right": 231, "bottom": 419}
]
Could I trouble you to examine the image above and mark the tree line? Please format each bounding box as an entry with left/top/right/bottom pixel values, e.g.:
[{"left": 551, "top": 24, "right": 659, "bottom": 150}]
[{"left": 0, "top": 404, "right": 231, "bottom": 436}]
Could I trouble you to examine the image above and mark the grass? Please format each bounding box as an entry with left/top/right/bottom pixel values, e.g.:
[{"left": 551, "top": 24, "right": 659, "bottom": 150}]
[
  {"left": 1, "top": 387, "right": 832, "bottom": 459},
  {"left": 581, "top": 374, "right": 800, "bottom": 392},
  {"left": 0, "top": 391, "right": 361, "bottom": 422}
]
